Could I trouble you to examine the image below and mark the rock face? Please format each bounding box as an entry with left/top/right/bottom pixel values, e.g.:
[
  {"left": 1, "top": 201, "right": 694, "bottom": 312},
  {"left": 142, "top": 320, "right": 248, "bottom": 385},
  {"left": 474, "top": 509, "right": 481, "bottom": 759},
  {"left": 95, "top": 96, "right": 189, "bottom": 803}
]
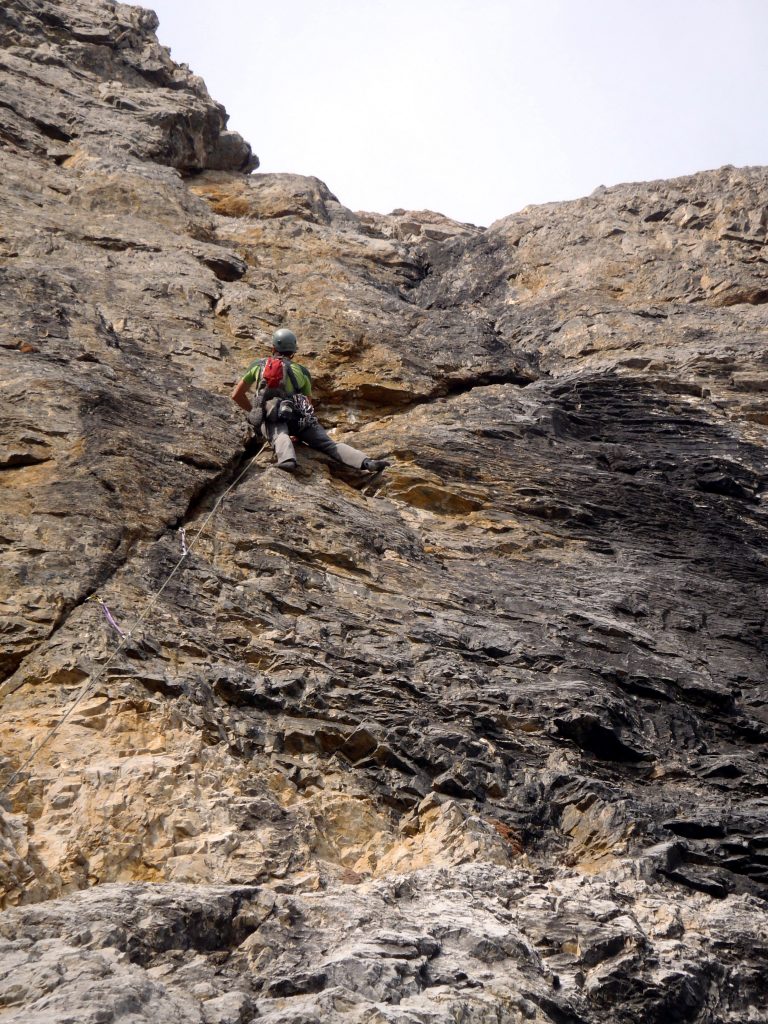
[
  {"left": 0, "top": 0, "right": 256, "bottom": 172},
  {"left": 2, "top": 2, "right": 768, "bottom": 1022}
]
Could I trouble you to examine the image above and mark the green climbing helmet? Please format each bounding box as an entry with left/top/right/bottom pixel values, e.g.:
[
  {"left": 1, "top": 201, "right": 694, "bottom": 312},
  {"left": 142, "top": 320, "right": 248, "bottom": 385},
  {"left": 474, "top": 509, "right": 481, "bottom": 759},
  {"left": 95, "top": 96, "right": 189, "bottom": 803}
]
[{"left": 272, "top": 328, "right": 298, "bottom": 353}]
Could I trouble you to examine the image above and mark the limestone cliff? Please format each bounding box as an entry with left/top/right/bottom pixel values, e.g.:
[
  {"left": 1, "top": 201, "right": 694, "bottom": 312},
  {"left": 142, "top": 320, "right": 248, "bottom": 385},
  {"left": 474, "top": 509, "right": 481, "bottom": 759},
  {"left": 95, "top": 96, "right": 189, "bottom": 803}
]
[{"left": 2, "top": 2, "right": 768, "bottom": 1022}]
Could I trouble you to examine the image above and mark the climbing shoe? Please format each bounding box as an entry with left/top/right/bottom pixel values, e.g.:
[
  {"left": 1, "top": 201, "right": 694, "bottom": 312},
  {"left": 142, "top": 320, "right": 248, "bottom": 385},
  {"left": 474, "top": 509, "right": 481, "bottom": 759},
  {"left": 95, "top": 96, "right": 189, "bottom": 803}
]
[
  {"left": 277, "top": 459, "right": 297, "bottom": 472},
  {"left": 362, "top": 458, "right": 389, "bottom": 473}
]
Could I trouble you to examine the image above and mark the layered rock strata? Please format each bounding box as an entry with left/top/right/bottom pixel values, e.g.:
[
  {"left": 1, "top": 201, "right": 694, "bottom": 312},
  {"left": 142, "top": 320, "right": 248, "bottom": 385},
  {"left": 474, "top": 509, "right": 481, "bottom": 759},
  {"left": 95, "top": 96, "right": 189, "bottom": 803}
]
[{"left": 2, "top": 2, "right": 768, "bottom": 1022}]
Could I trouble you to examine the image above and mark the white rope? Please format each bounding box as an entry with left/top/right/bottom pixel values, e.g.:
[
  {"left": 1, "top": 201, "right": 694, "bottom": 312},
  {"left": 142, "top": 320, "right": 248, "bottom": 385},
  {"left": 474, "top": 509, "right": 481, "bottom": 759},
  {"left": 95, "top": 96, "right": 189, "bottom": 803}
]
[{"left": 0, "top": 443, "right": 269, "bottom": 799}]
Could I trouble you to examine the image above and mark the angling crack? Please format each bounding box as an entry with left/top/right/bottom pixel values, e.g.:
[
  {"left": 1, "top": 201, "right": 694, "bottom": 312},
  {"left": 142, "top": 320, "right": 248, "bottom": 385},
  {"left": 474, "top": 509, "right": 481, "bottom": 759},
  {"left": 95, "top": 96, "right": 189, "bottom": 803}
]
[
  {"left": 174, "top": 434, "right": 267, "bottom": 525},
  {"left": 0, "top": 454, "right": 52, "bottom": 471},
  {"left": 342, "top": 365, "right": 542, "bottom": 428},
  {"left": 442, "top": 365, "right": 540, "bottom": 396},
  {"left": 0, "top": 440, "right": 250, "bottom": 695}
]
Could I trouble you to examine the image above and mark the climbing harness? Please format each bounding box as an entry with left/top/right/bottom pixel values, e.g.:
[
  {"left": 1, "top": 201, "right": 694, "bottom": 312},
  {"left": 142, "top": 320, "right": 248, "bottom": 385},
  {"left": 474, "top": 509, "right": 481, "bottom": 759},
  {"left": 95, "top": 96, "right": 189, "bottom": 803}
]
[
  {"left": 293, "top": 394, "right": 317, "bottom": 432},
  {"left": 0, "top": 442, "right": 270, "bottom": 800}
]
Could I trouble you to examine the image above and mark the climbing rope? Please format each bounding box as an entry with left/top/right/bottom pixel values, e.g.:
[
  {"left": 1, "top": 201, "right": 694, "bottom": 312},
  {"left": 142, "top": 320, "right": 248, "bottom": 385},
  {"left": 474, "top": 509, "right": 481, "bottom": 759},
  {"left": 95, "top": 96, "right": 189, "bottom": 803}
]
[{"left": 0, "top": 442, "right": 269, "bottom": 800}]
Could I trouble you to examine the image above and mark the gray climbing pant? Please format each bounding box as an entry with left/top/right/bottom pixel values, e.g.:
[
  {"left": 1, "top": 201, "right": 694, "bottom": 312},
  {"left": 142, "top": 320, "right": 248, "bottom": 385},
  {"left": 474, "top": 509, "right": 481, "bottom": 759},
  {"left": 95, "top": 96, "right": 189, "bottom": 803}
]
[{"left": 265, "top": 419, "right": 368, "bottom": 470}]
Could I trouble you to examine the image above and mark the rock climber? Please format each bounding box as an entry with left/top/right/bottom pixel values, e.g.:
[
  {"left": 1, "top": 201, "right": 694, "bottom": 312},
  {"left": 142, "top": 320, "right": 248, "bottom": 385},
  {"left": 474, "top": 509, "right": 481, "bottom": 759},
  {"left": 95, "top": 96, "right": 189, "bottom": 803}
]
[{"left": 230, "top": 328, "right": 390, "bottom": 474}]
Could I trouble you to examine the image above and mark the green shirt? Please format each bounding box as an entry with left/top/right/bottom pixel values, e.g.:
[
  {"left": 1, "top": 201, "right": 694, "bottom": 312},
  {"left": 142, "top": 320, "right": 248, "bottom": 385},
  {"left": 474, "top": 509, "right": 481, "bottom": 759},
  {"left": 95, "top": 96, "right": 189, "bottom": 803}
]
[{"left": 241, "top": 358, "right": 313, "bottom": 397}]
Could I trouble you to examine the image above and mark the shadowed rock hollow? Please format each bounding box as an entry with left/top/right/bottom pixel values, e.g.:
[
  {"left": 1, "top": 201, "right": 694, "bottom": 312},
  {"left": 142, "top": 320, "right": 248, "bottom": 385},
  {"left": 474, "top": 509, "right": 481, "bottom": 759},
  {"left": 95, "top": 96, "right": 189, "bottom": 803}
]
[{"left": 2, "top": 2, "right": 768, "bottom": 1022}]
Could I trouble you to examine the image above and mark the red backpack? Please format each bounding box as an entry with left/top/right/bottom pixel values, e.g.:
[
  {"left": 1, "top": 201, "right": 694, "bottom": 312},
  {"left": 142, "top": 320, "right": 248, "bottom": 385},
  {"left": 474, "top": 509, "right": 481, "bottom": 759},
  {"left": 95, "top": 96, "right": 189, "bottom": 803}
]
[
  {"left": 262, "top": 355, "right": 287, "bottom": 390},
  {"left": 255, "top": 356, "right": 303, "bottom": 406}
]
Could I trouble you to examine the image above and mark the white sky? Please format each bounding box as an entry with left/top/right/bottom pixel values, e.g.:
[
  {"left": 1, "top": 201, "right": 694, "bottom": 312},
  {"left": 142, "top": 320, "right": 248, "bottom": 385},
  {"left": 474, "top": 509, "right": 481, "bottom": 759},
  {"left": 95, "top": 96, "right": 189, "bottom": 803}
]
[{"left": 143, "top": 0, "right": 768, "bottom": 227}]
